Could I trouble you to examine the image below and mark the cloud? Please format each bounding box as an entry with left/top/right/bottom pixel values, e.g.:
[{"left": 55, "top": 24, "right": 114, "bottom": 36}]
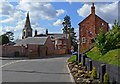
[
  {"left": 53, "top": 19, "right": 63, "bottom": 26},
  {"left": 1, "top": 1, "right": 65, "bottom": 39},
  {"left": 0, "top": 0, "right": 14, "bottom": 16},
  {"left": 32, "top": 23, "right": 46, "bottom": 35},
  {"left": 17, "top": 2, "right": 57, "bottom": 20},
  {"left": 77, "top": 2, "right": 118, "bottom": 25},
  {"left": 56, "top": 9, "right": 66, "bottom": 16},
  {"left": 77, "top": 4, "right": 90, "bottom": 17}
]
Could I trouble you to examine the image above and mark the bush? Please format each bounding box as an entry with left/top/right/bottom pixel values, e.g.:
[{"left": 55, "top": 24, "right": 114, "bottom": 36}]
[
  {"left": 95, "top": 20, "right": 120, "bottom": 55},
  {"left": 78, "top": 62, "right": 82, "bottom": 66},
  {"left": 103, "top": 73, "right": 109, "bottom": 84},
  {"left": 91, "top": 67, "right": 97, "bottom": 79}
]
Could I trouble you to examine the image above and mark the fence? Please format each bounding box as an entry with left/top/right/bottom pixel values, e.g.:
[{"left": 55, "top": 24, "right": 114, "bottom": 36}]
[{"left": 80, "top": 54, "right": 120, "bottom": 83}]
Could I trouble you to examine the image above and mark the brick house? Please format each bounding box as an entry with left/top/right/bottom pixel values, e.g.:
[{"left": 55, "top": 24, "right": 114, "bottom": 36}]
[
  {"left": 35, "top": 29, "right": 71, "bottom": 53},
  {"left": 14, "top": 36, "right": 54, "bottom": 58},
  {"left": 78, "top": 3, "right": 109, "bottom": 53}
]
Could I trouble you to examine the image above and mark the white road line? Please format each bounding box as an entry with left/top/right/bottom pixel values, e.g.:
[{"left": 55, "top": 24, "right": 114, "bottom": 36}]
[{"left": 0, "top": 60, "right": 26, "bottom": 68}]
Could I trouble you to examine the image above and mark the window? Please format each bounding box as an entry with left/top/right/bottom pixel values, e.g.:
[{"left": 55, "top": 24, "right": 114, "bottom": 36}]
[
  {"left": 23, "top": 31, "right": 25, "bottom": 36},
  {"left": 102, "top": 23, "right": 104, "bottom": 26},
  {"left": 82, "top": 37, "right": 86, "bottom": 43},
  {"left": 28, "top": 32, "right": 31, "bottom": 36},
  {"left": 91, "top": 38, "right": 95, "bottom": 43}
]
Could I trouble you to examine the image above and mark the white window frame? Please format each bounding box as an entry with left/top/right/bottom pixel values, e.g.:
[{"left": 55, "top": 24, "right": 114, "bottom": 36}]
[{"left": 82, "top": 37, "right": 86, "bottom": 43}]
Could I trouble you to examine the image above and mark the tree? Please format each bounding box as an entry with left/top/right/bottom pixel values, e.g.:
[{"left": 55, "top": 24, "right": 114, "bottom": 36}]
[
  {"left": 106, "top": 20, "right": 120, "bottom": 50},
  {"left": 4, "top": 31, "right": 14, "bottom": 41},
  {"left": 0, "top": 35, "right": 9, "bottom": 45},
  {"left": 95, "top": 27, "right": 107, "bottom": 54},
  {"left": 95, "top": 20, "right": 120, "bottom": 55},
  {"left": 62, "top": 15, "right": 77, "bottom": 51}
]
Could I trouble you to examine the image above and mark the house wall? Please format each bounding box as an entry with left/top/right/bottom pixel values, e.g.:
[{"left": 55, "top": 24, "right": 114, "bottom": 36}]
[
  {"left": 79, "top": 14, "right": 96, "bottom": 53},
  {"left": 45, "top": 37, "right": 55, "bottom": 56},
  {"left": 54, "top": 49, "right": 66, "bottom": 55},
  {"left": 95, "top": 16, "right": 109, "bottom": 34},
  {"left": 79, "top": 14, "right": 109, "bottom": 53},
  {"left": 27, "top": 44, "right": 39, "bottom": 58},
  {"left": 39, "top": 45, "right": 46, "bottom": 57},
  {"left": 1, "top": 37, "right": 67, "bottom": 58},
  {"left": 1, "top": 45, "right": 26, "bottom": 57}
]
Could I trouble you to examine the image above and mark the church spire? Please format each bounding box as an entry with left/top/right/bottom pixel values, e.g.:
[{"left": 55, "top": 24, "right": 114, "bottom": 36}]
[
  {"left": 91, "top": 3, "right": 95, "bottom": 15},
  {"left": 22, "top": 12, "right": 32, "bottom": 39},
  {"left": 24, "top": 12, "right": 31, "bottom": 28}
]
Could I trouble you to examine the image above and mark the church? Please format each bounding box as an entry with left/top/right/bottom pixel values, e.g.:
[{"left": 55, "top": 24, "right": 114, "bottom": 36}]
[
  {"left": 78, "top": 3, "right": 109, "bottom": 53},
  {"left": 21, "top": 12, "right": 71, "bottom": 52}
]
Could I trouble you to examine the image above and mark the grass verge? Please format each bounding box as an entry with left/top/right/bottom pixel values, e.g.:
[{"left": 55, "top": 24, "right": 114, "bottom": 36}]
[
  {"left": 67, "top": 55, "right": 76, "bottom": 62},
  {"left": 86, "top": 47, "right": 120, "bottom": 67}
]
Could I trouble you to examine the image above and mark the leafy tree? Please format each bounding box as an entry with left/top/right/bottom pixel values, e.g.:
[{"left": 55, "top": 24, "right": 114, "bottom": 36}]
[
  {"left": 95, "top": 20, "right": 120, "bottom": 55},
  {"left": 106, "top": 20, "right": 120, "bottom": 50},
  {"left": 0, "top": 35, "right": 9, "bottom": 45},
  {"left": 4, "top": 31, "right": 14, "bottom": 41},
  {"left": 95, "top": 27, "right": 107, "bottom": 54}
]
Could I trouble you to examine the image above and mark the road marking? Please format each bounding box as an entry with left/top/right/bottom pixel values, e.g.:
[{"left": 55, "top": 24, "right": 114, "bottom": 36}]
[{"left": 0, "top": 60, "right": 26, "bottom": 68}]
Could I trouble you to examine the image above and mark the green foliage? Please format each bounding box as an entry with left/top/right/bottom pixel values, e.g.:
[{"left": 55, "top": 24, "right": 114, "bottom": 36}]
[
  {"left": 103, "top": 73, "right": 109, "bottom": 84},
  {"left": 78, "top": 62, "right": 82, "bottom": 66},
  {"left": 96, "top": 28, "right": 107, "bottom": 54},
  {"left": 4, "top": 31, "right": 14, "bottom": 41},
  {"left": 95, "top": 20, "right": 120, "bottom": 55},
  {"left": 67, "top": 55, "right": 76, "bottom": 62},
  {"left": 91, "top": 67, "right": 97, "bottom": 79},
  {"left": 0, "top": 35, "right": 9, "bottom": 45}
]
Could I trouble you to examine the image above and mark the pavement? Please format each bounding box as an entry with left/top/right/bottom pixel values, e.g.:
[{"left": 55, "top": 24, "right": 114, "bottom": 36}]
[{"left": 1, "top": 55, "right": 73, "bottom": 82}]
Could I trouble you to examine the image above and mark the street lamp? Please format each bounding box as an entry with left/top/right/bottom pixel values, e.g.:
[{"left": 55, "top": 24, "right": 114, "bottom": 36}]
[
  {"left": 75, "top": 39, "right": 80, "bottom": 63},
  {"left": 77, "top": 40, "right": 80, "bottom": 63}
]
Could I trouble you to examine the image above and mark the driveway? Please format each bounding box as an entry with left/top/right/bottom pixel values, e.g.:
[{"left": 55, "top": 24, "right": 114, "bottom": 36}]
[{"left": 1, "top": 55, "right": 72, "bottom": 82}]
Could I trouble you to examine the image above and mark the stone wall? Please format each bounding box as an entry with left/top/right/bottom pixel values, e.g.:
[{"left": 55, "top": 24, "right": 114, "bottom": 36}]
[
  {"left": 1, "top": 45, "right": 26, "bottom": 57},
  {"left": 54, "top": 49, "right": 66, "bottom": 55},
  {"left": 1, "top": 44, "right": 66, "bottom": 58},
  {"left": 80, "top": 54, "right": 120, "bottom": 83}
]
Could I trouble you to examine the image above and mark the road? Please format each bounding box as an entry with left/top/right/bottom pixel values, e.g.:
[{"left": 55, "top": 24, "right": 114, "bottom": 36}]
[{"left": 1, "top": 55, "right": 72, "bottom": 82}]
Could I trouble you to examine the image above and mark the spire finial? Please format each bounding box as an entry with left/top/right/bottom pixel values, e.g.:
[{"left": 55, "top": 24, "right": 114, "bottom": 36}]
[{"left": 27, "top": 11, "right": 29, "bottom": 18}]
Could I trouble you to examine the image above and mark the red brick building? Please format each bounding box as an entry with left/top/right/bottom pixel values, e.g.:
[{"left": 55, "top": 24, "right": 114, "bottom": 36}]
[{"left": 78, "top": 3, "right": 109, "bottom": 53}]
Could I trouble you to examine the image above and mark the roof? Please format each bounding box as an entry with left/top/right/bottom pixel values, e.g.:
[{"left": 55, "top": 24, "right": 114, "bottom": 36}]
[
  {"left": 36, "top": 33, "right": 69, "bottom": 39},
  {"left": 14, "top": 39, "right": 22, "bottom": 44},
  {"left": 14, "top": 37, "right": 48, "bottom": 46},
  {"left": 48, "top": 33, "right": 69, "bottom": 39},
  {"left": 78, "top": 14, "right": 108, "bottom": 25}
]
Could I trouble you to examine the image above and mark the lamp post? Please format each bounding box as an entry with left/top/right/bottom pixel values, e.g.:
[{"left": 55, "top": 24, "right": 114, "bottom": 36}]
[{"left": 77, "top": 40, "right": 80, "bottom": 63}]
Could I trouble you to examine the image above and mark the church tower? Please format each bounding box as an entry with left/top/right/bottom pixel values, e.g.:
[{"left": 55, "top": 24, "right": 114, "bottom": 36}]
[{"left": 22, "top": 12, "right": 32, "bottom": 39}]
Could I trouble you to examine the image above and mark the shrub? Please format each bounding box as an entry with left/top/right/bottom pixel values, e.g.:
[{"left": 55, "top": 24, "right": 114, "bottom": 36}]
[
  {"left": 91, "top": 67, "right": 97, "bottom": 79},
  {"left": 78, "top": 62, "right": 82, "bottom": 66},
  {"left": 95, "top": 20, "right": 120, "bottom": 55},
  {"left": 103, "top": 73, "right": 109, "bottom": 84}
]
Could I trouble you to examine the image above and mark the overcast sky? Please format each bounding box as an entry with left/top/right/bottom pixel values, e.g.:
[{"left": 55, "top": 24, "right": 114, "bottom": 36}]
[{"left": 0, "top": 0, "right": 119, "bottom": 40}]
